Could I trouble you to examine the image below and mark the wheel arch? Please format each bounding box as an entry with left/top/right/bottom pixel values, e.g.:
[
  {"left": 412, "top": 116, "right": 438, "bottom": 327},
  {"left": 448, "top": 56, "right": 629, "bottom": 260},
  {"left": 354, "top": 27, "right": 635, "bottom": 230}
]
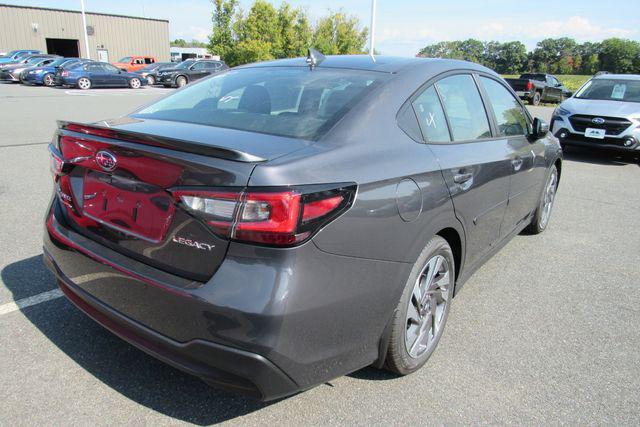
[{"left": 436, "top": 227, "right": 462, "bottom": 282}]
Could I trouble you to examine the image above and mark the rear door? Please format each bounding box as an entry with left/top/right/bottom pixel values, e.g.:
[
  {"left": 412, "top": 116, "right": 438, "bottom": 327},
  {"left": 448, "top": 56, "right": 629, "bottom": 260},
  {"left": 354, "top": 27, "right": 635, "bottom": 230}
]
[
  {"left": 413, "top": 73, "right": 511, "bottom": 268},
  {"left": 478, "top": 76, "right": 546, "bottom": 235},
  {"left": 85, "top": 63, "right": 107, "bottom": 86}
]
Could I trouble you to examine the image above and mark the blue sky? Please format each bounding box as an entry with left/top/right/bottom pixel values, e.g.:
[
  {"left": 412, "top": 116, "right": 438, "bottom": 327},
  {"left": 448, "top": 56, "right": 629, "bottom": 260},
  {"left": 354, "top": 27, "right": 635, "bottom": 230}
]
[{"left": 3, "top": 0, "right": 638, "bottom": 55}]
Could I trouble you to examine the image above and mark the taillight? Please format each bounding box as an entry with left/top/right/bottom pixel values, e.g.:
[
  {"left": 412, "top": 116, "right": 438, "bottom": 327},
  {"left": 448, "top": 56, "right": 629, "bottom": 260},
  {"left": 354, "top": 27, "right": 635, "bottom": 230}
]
[
  {"left": 48, "top": 144, "right": 65, "bottom": 179},
  {"left": 526, "top": 81, "right": 534, "bottom": 91},
  {"left": 61, "top": 71, "right": 69, "bottom": 77},
  {"left": 172, "top": 184, "right": 356, "bottom": 247}
]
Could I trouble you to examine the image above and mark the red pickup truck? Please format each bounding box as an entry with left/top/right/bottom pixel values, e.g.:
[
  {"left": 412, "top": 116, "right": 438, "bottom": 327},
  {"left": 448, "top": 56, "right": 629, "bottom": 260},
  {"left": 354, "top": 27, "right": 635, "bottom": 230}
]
[{"left": 112, "top": 56, "right": 157, "bottom": 72}]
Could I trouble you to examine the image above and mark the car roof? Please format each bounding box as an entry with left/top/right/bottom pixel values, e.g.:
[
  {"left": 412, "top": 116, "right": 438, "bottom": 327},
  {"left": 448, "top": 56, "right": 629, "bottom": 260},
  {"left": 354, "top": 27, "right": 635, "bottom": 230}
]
[
  {"left": 238, "top": 55, "right": 490, "bottom": 74},
  {"left": 593, "top": 74, "right": 640, "bottom": 80}
]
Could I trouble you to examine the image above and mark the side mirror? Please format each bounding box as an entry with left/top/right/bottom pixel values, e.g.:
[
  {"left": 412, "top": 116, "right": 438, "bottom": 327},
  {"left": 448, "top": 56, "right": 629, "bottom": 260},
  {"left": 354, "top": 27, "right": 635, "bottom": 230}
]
[{"left": 532, "top": 117, "right": 549, "bottom": 138}]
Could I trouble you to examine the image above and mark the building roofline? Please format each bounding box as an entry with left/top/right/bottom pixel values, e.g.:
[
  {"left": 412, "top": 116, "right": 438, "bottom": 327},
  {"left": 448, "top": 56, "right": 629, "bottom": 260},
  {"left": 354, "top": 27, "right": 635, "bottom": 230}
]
[{"left": 0, "top": 3, "right": 169, "bottom": 23}]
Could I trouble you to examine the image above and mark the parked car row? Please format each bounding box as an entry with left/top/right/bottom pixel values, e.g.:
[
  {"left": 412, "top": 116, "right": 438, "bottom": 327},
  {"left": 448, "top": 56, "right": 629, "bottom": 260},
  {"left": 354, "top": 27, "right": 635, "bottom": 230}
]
[{"left": 0, "top": 50, "right": 228, "bottom": 90}]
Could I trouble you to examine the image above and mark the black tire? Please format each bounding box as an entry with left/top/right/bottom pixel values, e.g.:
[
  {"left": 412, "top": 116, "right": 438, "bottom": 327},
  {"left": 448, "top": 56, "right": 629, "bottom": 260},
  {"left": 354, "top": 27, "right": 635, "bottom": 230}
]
[
  {"left": 176, "top": 75, "right": 187, "bottom": 88},
  {"left": 526, "top": 165, "right": 558, "bottom": 235},
  {"left": 385, "top": 236, "right": 454, "bottom": 375},
  {"left": 146, "top": 75, "right": 155, "bottom": 85},
  {"left": 129, "top": 77, "right": 141, "bottom": 89},
  {"left": 163, "top": 84, "right": 172, "bottom": 88},
  {"left": 529, "top": 91, "right": 541, "bottom": 106},
  {"left": 42, "top": 73, "right": 54, "bottom": 87}
]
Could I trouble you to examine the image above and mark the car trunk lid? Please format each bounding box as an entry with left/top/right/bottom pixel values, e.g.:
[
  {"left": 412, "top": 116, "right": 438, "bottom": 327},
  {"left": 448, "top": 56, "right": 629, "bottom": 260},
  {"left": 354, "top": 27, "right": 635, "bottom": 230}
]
[{"left": 52, "top": 119, "right": 309, "bottom": 281}]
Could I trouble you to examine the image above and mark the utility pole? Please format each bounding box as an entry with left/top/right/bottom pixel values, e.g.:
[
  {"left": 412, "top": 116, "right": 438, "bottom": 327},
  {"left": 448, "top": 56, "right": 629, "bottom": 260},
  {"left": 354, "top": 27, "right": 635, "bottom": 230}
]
[
  {"left": 80, "top": 0, "right": 91, "bottom": 59},
  {"left": 369, "top": 0, "right": 377, "bottom": 58}
]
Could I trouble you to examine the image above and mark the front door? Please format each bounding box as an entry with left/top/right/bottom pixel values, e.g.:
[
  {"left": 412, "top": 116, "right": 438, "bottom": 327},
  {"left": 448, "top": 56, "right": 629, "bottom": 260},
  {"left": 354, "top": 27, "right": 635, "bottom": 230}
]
[
  {"left": 412, "top": 74, "right": 511, "bottom": 268},
  {"left": 478, "top": 76, "right": 547, "bottom": 234}
]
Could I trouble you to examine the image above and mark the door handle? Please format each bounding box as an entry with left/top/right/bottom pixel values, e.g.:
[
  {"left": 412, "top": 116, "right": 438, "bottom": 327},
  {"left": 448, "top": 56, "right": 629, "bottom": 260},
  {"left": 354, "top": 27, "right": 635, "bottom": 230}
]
[
  {"left": 511, "top": 157, "right": 523, "bottom": 171},
  {"left": 453, "top": 172, "right": 473, "bottom": 184}
]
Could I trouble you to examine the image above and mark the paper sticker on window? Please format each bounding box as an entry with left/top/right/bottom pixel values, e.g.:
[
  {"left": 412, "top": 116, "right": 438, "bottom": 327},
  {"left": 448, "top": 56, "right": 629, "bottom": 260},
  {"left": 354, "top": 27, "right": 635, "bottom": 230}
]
[{"left": 611, "top": 84, "right": 626, "bottom": 100}]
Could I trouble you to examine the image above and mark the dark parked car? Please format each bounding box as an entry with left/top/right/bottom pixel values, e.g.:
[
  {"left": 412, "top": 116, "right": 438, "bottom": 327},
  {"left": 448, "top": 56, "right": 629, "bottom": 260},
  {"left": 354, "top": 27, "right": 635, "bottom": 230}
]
[
  {"left": 156, "top": 59, "right": 228, "bottom": 87},
  {"left": 506, "top": 73, "right": 572, "bottom": 105},
  {"left": 133, "top": 62, "right": 173, "bottom": 85},
  {"left": 0, "top": 49, "right": 40, "bottom": 64},
  {"left": 0, "top": 56, "right": 59, "bottom": 82},
  {"left": 44, "top": 55, "right": 561, "bottom": 400},
  {"left": 21, "top": 57, "right": 90, "bottom": 86},
  {"left": 59, "top": 61, "right": 147, "bottom": 89}
]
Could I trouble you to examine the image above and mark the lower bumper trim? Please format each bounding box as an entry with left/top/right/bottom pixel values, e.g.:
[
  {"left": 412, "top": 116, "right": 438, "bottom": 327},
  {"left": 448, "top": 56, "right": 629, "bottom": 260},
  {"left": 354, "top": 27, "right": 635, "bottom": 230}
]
[{"left": 44, "top": 249, "right": 300, "bottom": 401}]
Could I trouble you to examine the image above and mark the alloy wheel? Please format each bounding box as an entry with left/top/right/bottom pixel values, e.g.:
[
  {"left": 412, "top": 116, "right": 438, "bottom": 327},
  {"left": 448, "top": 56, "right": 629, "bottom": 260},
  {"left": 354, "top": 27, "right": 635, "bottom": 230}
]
[
  {"left": 405, "top": 254, "right": 451, "bottom": 359},
  {"left": 43, "top": 74, "right": 53, "bottom": 86},
  {"left": 78, "top": 78, "right": 91, "bottom": 90},
  {"left": 540, "top": 169, "right": 557, "bottom": 229},
  {"left": 130, "top": 78, "right": 141, "bottom": 89}
]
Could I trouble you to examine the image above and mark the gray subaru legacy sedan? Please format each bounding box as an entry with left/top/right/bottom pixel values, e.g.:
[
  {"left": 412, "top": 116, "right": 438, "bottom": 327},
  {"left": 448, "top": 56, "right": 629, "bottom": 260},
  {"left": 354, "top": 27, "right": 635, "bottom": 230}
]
[{"left": 44, "top": 54, "right": 562, "bottom": 400}]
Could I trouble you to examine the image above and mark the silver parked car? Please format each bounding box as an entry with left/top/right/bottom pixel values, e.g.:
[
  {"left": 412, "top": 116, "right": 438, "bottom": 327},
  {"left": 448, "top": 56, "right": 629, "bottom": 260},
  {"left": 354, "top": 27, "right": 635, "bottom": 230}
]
[{"left": 551, "top": 74, "right": 640, "bottom": 152}]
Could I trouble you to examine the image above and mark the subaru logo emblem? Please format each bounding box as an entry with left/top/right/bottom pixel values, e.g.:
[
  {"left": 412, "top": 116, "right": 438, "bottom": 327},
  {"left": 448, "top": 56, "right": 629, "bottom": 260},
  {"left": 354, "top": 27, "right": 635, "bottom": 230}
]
[
  {"left": 592, "top": 117, "right": 605, "bottom": 125},
  {"left": 95, "top": 150, "right": 117, "bottom": 172}
]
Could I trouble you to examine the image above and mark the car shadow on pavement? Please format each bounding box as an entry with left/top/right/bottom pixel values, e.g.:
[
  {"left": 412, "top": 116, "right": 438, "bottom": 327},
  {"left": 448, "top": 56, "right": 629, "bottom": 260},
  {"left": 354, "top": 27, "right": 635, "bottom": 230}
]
[
  {"left": 562, "top": 146, "right": 639, "bottom": 166},
  {"left": 1, "top": 255, "right": 273, "bottom": 425}
]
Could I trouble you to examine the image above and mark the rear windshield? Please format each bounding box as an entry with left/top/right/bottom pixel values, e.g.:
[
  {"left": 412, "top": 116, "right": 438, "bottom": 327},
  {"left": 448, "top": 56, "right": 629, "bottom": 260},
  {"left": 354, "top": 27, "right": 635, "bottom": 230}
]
[
  {"left": 133, "top": 67, "right": 387, "bottom": 140},
  {"left": 575, "top": 78, "right": 640, "bottom": 103}
]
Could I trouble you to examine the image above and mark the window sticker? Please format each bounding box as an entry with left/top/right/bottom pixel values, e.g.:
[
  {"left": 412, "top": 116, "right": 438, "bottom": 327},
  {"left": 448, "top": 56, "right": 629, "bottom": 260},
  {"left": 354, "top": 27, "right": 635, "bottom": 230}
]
[{"left": 611, "top": 84, "right": 626, "bottom": 100}]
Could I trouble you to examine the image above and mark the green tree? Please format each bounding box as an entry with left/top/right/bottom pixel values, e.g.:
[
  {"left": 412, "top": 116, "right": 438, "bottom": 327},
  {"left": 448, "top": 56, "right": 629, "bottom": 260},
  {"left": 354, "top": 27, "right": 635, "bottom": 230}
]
[
  {"left": 495, "top": 41, "right": 528, "bottom": 74},
  {"left": 599, "top": 38, "right": 640, "bottom": 73},
  {"left": 459, "top": 39, "right": 484, "bottom": 63},
  {"left": 171, "top": 38, "right": 188, "bottom": 47},
  {"left": 312, "top": 11, "right": 368, "bottom": 55},
  {"left": 208, "top": 0, "right": 239, "bottom": 62},
  {"left": 233, "top": 39, "right": 274, "bottom": 64}
]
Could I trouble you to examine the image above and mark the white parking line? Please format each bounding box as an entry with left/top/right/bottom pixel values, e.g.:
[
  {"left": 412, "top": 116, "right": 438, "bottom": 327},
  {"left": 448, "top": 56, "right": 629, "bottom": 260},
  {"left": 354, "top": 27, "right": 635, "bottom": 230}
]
[
  {"left": 0, "top": 289, "right": 63, "bottom": 316},
  {"left": 0, "top": 271, "right": 121, "bottom": 316}
]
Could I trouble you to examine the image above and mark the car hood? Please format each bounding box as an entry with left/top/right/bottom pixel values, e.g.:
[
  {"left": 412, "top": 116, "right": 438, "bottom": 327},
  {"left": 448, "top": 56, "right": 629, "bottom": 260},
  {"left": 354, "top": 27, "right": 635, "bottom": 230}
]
[
  {"left": 561, "top": 97, "right": 640, "bottom": 118},
  {"left": 112, "top": 62, "right": 129, "bottom": 67},
  {"left": 2, "top": 63, "right": 30, "bottom": 71},
  {"left": 27, "top": 65, "right": 54, "bottom": 72}
]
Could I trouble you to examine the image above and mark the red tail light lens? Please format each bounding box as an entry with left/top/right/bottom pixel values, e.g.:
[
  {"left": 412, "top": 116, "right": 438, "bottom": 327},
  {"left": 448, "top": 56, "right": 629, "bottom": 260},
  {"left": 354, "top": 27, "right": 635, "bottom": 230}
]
[
  {"left": 526, "top": 81, "right": 534, "bottom": 91},
  {"left": 48, "top": 144, "right": 65, "bottom": 179},
  {"left": 172, "top": 185, "right": 356, "bottom": 247},
  {"left": 61, "top": 71, "right": 69, "bottom": 77}
]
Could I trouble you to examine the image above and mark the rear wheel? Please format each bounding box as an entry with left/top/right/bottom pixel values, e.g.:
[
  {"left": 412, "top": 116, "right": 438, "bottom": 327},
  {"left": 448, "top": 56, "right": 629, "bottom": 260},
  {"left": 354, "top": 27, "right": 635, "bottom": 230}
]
[
  {"left": 77, "top": 77, "right": 91, "bottom": 90},
  {"left": 385, "top": 236, "right": 454, "bottom": 375},
  {"left": 42, "top": 73, "right": 54, "bottom": 87},
  {"left": 129, "top": 77, "right": 141, "bottom": 89},
  {"left": 526, "top": 165, "right": 558, "bottom": 234},
  {"left": 176, "top": 75, "right": 187, "bottom": 88},
  {"left": 529, "top": 91, "right": 541, "bottom": 106}
]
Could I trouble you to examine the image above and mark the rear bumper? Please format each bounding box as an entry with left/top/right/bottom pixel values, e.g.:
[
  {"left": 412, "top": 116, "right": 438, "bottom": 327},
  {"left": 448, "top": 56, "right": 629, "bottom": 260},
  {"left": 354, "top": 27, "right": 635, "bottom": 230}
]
[
  {"left": 44, "top": 200, "right": 408, "bottom": 399},
  {"left": 45, "top": 252, "right": 297, "bottom": 400}
]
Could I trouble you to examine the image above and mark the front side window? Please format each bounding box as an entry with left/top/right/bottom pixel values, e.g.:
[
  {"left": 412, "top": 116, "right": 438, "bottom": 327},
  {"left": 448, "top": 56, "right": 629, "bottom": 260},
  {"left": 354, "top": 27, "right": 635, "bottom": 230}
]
[
  {"left": 412, "top": 86, "right": 450, "bottom": 143},
  {"left": 134, "top": 67, "right": 386, "bottom": 140},
  {"left": 435, "top": 74, "right": 491, "bottom": 141},
  {"left": 480, "top": 77, "right": 528, "bottom": 137}
]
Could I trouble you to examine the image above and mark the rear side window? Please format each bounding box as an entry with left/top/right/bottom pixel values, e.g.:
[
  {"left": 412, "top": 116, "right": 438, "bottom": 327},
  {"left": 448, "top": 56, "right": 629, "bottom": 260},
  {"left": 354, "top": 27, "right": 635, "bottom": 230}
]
[
  {"left": 134, "top": 67, "right": 387, "bottom": 140},
  {"left": 435, "top": 75, "right": 491, "bottom": 141},
  {"left": 412, "top": 86, "right": 450, "bottom": 142},
  {"left": 480, "top": 77, "right": 528, "bottom": 136}
]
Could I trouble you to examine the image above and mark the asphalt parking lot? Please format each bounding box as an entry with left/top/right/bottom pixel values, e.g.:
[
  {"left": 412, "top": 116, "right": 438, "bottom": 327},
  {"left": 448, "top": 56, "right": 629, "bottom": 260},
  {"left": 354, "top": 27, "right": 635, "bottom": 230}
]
[{"left": 1, "top": 82, "right": 639, "bottom": 425}]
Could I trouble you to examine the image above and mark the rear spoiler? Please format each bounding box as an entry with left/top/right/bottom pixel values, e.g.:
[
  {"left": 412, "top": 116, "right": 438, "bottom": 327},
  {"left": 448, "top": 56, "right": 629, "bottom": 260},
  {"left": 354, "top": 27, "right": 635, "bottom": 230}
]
[{"left": 56, "top": 120, "right": 266, "bottom": 163}]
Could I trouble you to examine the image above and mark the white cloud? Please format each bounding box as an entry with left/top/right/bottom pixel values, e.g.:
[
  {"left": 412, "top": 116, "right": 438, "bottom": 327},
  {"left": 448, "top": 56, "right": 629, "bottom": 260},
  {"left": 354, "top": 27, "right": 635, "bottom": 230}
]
[
  {"left": 376, "top": 15, "right": 638, "bottom": 55},
  {"left": 174, "top": 26, "right": 211, "bottom": 42}
]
